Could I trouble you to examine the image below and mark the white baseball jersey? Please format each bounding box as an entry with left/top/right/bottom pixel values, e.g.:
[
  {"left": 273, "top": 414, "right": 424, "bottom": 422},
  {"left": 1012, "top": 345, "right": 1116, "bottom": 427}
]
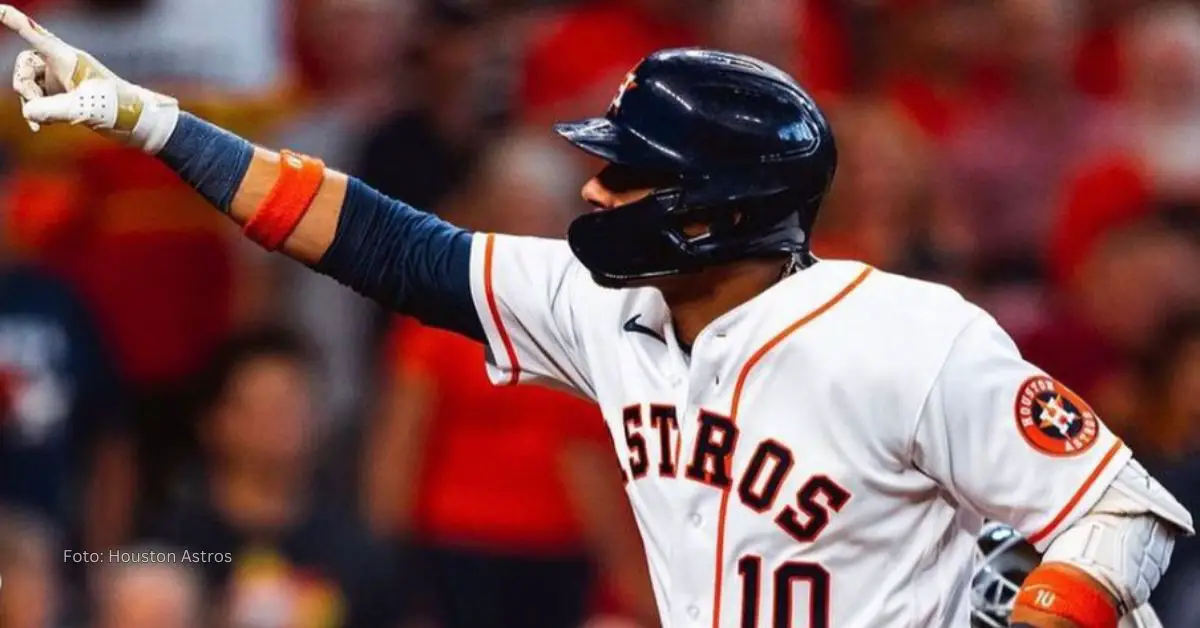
[{"left": 468, "top": 233, "right": 1131, "bottom": 628}]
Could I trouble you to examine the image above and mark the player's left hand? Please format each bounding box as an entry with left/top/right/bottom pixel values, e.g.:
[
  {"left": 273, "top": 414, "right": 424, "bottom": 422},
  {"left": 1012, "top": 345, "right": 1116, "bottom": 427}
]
[{"left": 0, "top": 4, "right": 178, "bottom": 153}]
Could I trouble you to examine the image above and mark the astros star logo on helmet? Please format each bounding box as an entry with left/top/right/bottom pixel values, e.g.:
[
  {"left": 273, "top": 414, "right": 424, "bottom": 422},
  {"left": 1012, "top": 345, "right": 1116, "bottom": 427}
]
[{"left": 609, "top": 70, "right": 637, "bottom": 113}]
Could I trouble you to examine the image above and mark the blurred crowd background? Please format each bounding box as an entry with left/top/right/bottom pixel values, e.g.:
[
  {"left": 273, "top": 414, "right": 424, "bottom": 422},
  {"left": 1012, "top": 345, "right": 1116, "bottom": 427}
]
[{"left": 0, "top": 0, "right": 1198, "bottom": 626}]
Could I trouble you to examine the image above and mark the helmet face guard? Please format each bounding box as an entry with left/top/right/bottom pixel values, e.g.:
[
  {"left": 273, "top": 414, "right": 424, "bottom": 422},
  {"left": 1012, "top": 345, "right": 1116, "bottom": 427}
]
[
  {"left": 554, "top": 48, "right": 836, "bottom": 288},
  {"left": 970, "top": 524, "right": 1042, "bottom": 628},
  {"left": 567, "top": 190, "right": 694, "bottom": 287},
  {"left": 566, "top": 179, "right": 810, "bottom": 287}
]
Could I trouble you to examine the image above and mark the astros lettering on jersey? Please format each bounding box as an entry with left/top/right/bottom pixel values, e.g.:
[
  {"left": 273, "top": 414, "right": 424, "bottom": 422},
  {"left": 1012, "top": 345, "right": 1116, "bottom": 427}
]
[{"left": 469, "top": 234, "right": 1127, "bottom": 628}]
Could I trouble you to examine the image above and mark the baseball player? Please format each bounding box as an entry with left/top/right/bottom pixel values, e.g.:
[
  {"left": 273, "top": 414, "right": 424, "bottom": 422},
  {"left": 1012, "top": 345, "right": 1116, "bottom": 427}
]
[{"left": 1, "top": 6, "right": 1191, "bottom": 627}]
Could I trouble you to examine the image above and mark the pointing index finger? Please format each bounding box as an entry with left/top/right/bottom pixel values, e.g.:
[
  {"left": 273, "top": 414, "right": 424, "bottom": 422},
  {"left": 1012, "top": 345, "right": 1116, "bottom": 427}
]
[{"left": 0, "top": 5, "right": 71, "bottom": 57}]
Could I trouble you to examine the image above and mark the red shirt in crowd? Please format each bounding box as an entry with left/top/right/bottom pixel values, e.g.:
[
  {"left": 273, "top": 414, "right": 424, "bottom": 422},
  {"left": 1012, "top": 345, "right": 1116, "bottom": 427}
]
[
  {"left": 388, "top": 319, "right": 611, "bottom": 553},
  {"left": 1075, "top": 25, "right": 1124, "bottom": 101},
  {"left": 794, "top": 0, "right": 851, "bottom": 99},
  {"left": 1048, "top": 152, "right": 1151, "bottom": 289},
  {"left": 519, "top": 0, "right": 698, "bottom": 121},
  {"left": 6, "top": 142, "right": 235, "bottom": 386}
]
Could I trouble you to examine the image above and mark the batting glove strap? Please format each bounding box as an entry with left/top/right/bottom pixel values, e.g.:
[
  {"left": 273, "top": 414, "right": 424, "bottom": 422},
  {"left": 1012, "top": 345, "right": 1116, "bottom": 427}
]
[{"left": 19, "top": 77, "right": 179, "bottom": 154}]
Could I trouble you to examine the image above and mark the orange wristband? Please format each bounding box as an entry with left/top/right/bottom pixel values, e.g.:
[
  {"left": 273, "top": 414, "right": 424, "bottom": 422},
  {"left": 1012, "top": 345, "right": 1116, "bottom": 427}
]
[
  {"left": 244, "top": 150, "right": 325, "bottom": 251},
  {"left": 1013, "top": 564, "right": 1119, "bottom": 628}
]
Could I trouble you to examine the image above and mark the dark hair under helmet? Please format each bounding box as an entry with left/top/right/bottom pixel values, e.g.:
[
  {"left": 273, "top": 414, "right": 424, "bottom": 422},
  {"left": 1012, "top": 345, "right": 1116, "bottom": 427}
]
[{"left": 554, "top": 48, "right": 837, "bottom": 287}]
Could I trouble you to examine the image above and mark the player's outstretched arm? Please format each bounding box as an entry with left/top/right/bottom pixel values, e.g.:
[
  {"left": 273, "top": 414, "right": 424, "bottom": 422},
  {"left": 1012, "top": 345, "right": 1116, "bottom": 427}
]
[{"left": 1, "top": 5, "right": 483, "bottom": 337}]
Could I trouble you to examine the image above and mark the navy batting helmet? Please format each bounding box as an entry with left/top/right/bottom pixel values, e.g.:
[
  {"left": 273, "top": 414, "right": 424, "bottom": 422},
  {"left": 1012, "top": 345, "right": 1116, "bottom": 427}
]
[{"left": 555, "top": 48, "right": 837, "bottom": 287}]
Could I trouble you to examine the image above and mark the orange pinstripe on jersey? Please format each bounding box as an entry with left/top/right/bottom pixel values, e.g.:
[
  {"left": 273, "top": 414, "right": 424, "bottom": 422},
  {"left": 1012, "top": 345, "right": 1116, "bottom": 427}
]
[
  {"left": 1027, "top": 439, "right": 1125, "bottom": 546},
  {"left": 483, "top": 233, "right": 522, "bottom": 385},
  {"left": 710, "top": 265, "right": 874, "bottom": 628}
]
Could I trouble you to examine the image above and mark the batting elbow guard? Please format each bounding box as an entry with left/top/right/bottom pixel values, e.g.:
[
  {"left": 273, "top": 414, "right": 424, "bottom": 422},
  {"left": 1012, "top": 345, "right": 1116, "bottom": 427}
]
[
  {"left": 1011, "top": 458, "right": 1194, "bottom": 628},
  {"left": 1042, "top": 459, "right": 1192, "bottom": 609}
]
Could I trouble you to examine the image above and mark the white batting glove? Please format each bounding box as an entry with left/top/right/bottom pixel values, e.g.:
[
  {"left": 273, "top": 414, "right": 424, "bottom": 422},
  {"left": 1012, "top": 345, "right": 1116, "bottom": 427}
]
[{"left": 0, "top": 4, "right": 179, "bottom": 154}]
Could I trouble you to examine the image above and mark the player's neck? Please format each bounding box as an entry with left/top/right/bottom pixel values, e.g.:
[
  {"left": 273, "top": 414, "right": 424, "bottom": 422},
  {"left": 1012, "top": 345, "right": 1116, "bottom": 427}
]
[{"left": 665, "top": 259, "right": 786, "bottom": 347}]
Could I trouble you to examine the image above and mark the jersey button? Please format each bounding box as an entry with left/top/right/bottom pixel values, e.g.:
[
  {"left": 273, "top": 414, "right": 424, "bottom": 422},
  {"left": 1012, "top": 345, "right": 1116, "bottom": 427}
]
[
  {"left": 688, "top": 512, "right": 702, "bottom": 527},
  {"left": 687, "top": 605, "right": 700, "bottom": 620}
]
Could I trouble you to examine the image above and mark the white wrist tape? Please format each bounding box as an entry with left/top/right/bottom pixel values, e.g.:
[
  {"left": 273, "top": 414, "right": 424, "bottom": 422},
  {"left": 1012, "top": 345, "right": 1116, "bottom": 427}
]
[{"left": 128, "top": 84, "right": 179, "bottom": 154}]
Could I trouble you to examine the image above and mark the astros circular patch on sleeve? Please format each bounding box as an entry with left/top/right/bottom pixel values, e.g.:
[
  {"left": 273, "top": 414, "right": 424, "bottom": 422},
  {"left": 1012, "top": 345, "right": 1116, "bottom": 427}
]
[{"left": 1014, "top": 375, "right": 1100, "bottom": 457}]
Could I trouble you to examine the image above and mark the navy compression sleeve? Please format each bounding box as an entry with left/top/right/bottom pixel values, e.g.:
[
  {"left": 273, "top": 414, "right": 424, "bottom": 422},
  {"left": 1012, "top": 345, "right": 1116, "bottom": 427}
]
[
  {"left": 157, "top": 113, "right": 254, "bottom": 212},
  {"left": 155, "top": 113, "right": 485, "bottom": 340},
  {"left": 314, "top": 177, "right": 484, "bottom": 341}
]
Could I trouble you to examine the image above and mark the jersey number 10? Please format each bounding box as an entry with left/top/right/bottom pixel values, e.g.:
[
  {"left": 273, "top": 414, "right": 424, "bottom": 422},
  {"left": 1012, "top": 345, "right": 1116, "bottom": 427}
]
[{"left": 737, "top": 555, "right": 830, "bottom": 628}]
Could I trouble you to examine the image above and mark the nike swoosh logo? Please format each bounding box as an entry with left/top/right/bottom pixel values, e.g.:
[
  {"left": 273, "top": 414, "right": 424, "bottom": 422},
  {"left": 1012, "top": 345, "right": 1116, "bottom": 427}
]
[{"left": 623, "top": 314, "right": 665, "bottom": 344}]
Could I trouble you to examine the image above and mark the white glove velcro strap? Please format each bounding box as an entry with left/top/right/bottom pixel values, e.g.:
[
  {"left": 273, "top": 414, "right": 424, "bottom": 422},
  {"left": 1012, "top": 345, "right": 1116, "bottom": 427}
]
[
  {"left": 23, "top": 77, "right": 119, "bottom": 127},
  {"left": 20, "top": 78, "right": 179, "bottom": 154}
]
